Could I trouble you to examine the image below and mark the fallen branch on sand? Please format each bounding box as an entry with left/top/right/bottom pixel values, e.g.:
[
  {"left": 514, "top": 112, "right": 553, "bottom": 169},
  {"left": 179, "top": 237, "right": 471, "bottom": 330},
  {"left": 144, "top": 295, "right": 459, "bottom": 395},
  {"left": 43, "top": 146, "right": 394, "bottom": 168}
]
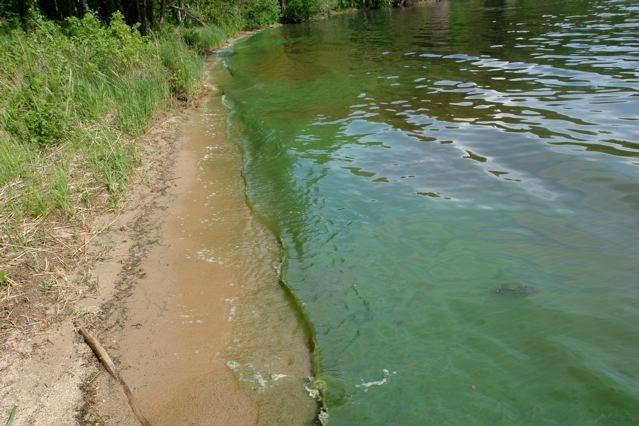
[{"left": 77, "top": 328, "right": 151, "bottom": 426}]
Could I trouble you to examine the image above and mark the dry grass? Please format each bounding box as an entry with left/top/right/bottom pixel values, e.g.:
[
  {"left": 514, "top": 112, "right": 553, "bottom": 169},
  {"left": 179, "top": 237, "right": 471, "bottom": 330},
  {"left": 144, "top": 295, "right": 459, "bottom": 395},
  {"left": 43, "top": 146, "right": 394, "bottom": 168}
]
[
  {"left": 1, "top": 209, "right": 99, "bottom": 338},
  {"left": 0, "top": 111, "right": 185, "bottom": 344}
]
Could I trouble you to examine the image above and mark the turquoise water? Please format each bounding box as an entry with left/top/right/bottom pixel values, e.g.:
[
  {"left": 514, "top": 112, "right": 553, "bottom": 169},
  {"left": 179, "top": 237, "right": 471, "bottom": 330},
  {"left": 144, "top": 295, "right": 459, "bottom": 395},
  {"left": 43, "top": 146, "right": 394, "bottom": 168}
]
[{"left": 221, "top": 0, "right": 639, "bottom": 423}]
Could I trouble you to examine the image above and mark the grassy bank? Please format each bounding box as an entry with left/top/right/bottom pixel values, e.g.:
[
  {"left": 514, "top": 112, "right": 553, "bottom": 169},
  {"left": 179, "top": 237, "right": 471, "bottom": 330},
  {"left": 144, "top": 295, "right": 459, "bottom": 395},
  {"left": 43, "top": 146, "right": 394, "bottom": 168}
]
[
  {"left": 0, "top": 10, "right": 271, "bottom": 336},
  {"left": 0, "top": 13, "right": 201, "bottom": 220}
]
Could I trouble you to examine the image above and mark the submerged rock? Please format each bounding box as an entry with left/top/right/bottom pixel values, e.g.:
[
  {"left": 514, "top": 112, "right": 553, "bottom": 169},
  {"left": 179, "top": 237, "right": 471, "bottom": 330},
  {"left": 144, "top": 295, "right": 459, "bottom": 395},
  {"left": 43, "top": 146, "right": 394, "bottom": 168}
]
[{"left": 494, "top": 284, "right": 539, "bottom": 297}]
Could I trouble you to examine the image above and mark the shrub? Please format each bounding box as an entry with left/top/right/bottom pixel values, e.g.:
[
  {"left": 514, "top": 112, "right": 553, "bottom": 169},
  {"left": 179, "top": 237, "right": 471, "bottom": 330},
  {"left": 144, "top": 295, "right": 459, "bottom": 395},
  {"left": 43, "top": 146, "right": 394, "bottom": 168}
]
[
  {"left": 282, "top": 0, "right": 332, "bottom": 23},
  {"left": 5, "top": 90, "right": 69, "bottom": 148},
  {"left": 335, "top": 0, "right": 392, "bottom": 7},
  {"left": 243, "top": 0, "right": 281, "bottom": 29}
]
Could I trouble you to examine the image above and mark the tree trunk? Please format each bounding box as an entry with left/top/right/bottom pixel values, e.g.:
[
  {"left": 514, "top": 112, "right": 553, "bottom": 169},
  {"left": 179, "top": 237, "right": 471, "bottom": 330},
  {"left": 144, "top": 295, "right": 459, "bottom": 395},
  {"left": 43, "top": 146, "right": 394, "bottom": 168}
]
[
  {"left": 141, "top": 0, "right": 148, "bottom": 34},
  {"left": 135, "top": 0, "right": 142, "bottom": 26},
  {"left": 74, "top": 0, "right": 89, "bottom": 17},
  {"left": 159, "top": 0, "right": 166, "bottom": 28},
  {"left": 146, "top": 0, "right": 154, "bottom": 30},
  {"left": 134, "top": 0, "right": 150, "bottom": 34},
  {"left": 17, "top": 0, "right": 30, "bottom": 28}
]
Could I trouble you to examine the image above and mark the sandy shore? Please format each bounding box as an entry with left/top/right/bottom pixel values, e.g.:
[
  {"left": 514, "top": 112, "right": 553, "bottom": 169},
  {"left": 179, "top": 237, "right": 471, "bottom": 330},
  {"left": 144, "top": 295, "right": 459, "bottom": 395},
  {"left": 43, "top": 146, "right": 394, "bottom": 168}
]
[
  {"left": 80, "top": 63, "right": 260, "bottom": 424},
  {"left": 0, "top": 44, "right": 316, "bottom": 424}
]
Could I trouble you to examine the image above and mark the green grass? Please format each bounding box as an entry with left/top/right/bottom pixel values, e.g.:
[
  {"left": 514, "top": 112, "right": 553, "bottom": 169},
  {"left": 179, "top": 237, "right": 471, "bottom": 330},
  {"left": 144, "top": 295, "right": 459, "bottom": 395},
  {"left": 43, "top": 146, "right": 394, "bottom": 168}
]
[
  {"left": 158, "top": 35, "right": 204, "bottom": 100},
  {"left": 0, "top": 140, "right": 33, "bottom": 185},
  {"left": 0, "top": 13, "right": 205, "bottom": 221},
  {"left": 85, "top": 127, "right": 138, "bottom": 206},
  {"left": 181, "top": 25, "right": 227, "bottom": 54},
  {"left": 51, "top": 166, "right": 72, "bottom": 215}
]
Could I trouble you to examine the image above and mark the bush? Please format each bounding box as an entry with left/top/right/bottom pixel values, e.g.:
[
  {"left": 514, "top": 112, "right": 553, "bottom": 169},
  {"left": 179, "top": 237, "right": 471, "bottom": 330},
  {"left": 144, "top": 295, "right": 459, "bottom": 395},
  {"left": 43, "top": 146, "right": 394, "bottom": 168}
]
[
  {"left": 5, "top": 89, "right": 69, "bottom": 148},
  {"left": 282, "top": 0, "right": 331, "bottom": 23},
  {"left": 243, "top": 0, "right": 281, "bottom": 29},
  {"left": 335, "top": 0, "right": 392, "bottom": 8},
  {"left": 189, "top": 1, "right": 246, "bottom": 34},
  {"left": 185, "top": 0, "right": 280, "bottom": 33}
]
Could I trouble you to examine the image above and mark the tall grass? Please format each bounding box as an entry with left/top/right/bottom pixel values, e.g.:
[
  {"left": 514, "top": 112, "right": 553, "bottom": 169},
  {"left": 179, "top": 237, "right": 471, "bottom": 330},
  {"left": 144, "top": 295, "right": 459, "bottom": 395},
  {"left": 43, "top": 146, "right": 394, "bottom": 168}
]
[
  {"left": 0, "top": 13, "right": 204, "bottom": 219},
  {"left": 181, "top": 25, "right": 228, "bottom": 54},
  {"left": 159, "top": 34, "right": 204, "bottom": 100}
]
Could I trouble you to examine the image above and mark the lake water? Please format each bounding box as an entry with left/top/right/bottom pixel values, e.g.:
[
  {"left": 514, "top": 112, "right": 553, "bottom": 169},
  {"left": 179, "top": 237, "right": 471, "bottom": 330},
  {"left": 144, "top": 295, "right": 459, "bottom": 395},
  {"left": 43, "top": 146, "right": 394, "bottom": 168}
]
[{"left": 221, "top": 0, "right": 639, "bottom": 423}]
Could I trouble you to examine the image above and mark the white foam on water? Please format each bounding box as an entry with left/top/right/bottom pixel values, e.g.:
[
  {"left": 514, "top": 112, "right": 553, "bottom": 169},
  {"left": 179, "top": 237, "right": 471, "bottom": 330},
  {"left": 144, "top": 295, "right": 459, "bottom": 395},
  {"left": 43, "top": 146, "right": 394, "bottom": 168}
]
[
  {"left": 225, "top": 297, "right": 237, "bottom": 321},
  {"left": 228, "top": 305, "right": 237, "bottom": 321},
  {"left": 304, "top": 379, "right": 321, "bottom": 400},
  {"left": 318, "top": 409, "right": 329, "bottom": 425},
  {"left": 355, "top": 369, "right": 398, "bottom": 392},
  {"left": 228, "top": 362, "right": 282, "bottom": 392}
]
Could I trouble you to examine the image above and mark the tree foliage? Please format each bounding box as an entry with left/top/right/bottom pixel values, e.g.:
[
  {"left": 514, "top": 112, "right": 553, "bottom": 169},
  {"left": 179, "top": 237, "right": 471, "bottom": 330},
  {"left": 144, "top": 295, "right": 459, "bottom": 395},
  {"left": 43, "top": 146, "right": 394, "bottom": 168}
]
[
  {"left": 0, "top": 0, "right": 406, "bottom": 31},
  {"left": 280, "top": 0, "right": 330, "bottom": 23},
  {"left": 0, "top": 0, "right": 283, "bottom": 33}
]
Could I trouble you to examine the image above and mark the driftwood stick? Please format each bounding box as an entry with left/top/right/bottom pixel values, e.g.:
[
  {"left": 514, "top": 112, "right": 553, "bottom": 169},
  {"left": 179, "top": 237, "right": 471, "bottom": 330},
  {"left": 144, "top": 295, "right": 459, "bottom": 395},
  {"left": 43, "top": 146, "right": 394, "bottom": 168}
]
[{"left": 78, "top": 328, "right": 151, "bottom": 426}]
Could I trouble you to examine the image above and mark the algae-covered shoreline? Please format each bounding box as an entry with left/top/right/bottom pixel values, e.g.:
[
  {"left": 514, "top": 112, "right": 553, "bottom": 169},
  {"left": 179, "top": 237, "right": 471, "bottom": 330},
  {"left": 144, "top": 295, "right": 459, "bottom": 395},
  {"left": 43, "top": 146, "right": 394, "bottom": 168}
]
[
  {"left": 222, "top": 83, "right": 327, "bottom": 414},
  {"left": 216, "top": 1, "right": 639, "bottom": 422}
]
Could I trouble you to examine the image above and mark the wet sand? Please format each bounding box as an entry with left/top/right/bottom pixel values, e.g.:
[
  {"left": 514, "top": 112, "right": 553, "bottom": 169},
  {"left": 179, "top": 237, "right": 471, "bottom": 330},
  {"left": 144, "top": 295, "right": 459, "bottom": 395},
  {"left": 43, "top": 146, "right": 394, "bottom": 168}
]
[{"left": 86, "top": 59, "right": 316, "bottom": 424}]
